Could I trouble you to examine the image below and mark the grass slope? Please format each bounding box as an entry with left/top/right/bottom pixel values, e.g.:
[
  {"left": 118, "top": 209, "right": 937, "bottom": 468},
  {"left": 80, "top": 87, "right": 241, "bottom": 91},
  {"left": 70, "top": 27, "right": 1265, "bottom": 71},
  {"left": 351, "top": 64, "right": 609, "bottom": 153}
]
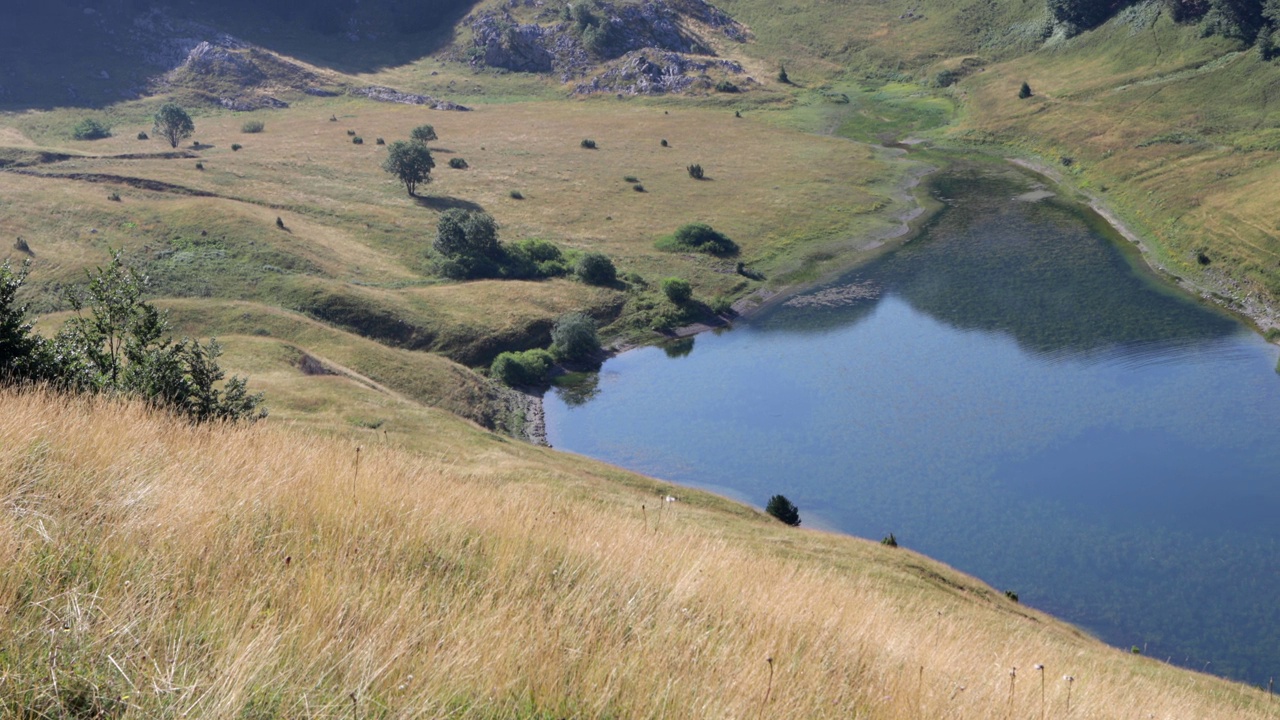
[{"left": 2, "top": 388, "right": 1278, "bottom": 719}]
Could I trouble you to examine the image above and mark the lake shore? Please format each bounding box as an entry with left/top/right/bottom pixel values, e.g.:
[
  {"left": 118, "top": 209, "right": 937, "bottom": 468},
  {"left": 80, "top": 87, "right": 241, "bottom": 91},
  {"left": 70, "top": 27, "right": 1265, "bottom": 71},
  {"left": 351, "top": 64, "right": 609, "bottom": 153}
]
[{"left": 1008, "top": 157, "right": 1280, "bottom": 336}]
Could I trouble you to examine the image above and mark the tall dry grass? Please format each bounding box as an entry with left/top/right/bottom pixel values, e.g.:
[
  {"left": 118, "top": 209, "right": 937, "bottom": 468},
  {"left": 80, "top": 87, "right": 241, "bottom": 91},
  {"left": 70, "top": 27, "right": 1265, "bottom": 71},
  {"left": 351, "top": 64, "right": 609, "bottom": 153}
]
[{"left": 1, "top": 388, "right": 1275, "bottom": 718}]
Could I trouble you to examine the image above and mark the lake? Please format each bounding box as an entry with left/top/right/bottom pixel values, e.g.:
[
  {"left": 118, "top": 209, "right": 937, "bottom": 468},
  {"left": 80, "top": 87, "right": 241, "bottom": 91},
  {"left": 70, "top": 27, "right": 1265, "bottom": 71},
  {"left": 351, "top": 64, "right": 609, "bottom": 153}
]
[{"left": 545, "top": 164, "right": 1280, "bottom": 686}]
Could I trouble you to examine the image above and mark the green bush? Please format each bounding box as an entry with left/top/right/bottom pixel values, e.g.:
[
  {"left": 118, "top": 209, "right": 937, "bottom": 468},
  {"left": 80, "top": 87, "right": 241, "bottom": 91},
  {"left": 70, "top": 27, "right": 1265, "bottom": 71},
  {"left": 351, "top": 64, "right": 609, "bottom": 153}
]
[
  {"left": 633, "top": 183, "right": 645, "bottom": 192},
  {"left": 881, "top": 533, "right": 898, "bottom": 547},
  {"left": 687, "top": 163, "right": 704, "bottom": 179},
  {"left": 709, "top": 295, "right": 733, "bottom": 315},
  {"left": 352, "top": 136, "right": 364, "bottom": 144},
  {"left": 575, "top": 252, "right": 617, "bottom": 286},
  {"left": 715, "top": 80, "right": 740, "bottom": 93},
  {"left": 505, "top": 238, "right": 570, "bottom": 279},
  {"left": 434, "top": 208, "right": 500, "bottom": 279},
  {"left": 491, "top": 349, "right": 555, "bottom": 386},
  {"left": 72, "top": 118, "right": 111, "bottom": 140},
  {"left": 766, "top": 495, "right": 801, "bottom": 526},
  {"left": 411, "top": 124, "right": 437, "bottom": 143},
  {"left": 231, "top": 143, "right": 242, "bottom": 151},
  {"left": 510, "top": 190, "right": 524, "bottom": 199},
  {"left": 241, "top": 120, "right": 265, "bottom": 133},
  {"left": 550, "top": 312, "right": 600, "bottom": 362},
  {"left": 661, "top": 277, "right": 692, "bottom": 304},
  {"left": 137, "top": 131, "right": 148, "bottom": 140},
  {"left": 659, "top": 223, "right": 739, "bottom": 256},
  {"left": 581, "top": 138, "right": 597, "bottom": 149},
  {"left": 449, "top": 157, "right": 469, "bottom": 169},
  {"left": 1018, "top": 81, "right": 1033, "bottom": 99}
]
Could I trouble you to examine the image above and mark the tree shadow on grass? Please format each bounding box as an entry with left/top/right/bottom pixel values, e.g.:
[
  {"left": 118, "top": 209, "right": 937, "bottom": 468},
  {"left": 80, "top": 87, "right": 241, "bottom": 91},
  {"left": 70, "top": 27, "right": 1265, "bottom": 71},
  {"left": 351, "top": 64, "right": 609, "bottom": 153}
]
[{"left": 413, "top": 195, "right": 486, "bottom": 213}]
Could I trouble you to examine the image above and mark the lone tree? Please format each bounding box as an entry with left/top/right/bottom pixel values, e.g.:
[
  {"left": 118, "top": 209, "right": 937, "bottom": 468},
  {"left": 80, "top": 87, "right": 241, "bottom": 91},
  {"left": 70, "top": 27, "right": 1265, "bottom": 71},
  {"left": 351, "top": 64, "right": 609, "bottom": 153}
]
[
  {"left": 153, "top": 103, "right": 194, "bottom": 148},
  {"left": 766, "top": 494, "right": 801, "bottom": 526},
  {"left": 383, "top": 140, "right": 435, "bottom": 196},
  {"left": 410, "top": 124, "right": 438, "bottom": 143},
  {"left": 1018, "top": 81, "right": 1033, "bottom": 99}
]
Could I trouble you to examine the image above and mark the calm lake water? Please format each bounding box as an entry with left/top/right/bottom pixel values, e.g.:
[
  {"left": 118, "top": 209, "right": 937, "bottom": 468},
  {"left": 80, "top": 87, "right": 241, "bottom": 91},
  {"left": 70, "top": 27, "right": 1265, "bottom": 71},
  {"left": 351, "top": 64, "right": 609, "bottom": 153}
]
[{"left": 545, "top": 165, "right": 1280, "bottom": 685}]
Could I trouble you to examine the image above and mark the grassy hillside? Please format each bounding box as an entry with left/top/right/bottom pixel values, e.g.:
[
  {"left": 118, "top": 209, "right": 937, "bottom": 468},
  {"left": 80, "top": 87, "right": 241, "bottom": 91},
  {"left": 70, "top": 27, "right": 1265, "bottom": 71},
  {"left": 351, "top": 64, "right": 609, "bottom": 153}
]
[{"left": 3, "top": 388, "right": 1278, "bottom": 719}]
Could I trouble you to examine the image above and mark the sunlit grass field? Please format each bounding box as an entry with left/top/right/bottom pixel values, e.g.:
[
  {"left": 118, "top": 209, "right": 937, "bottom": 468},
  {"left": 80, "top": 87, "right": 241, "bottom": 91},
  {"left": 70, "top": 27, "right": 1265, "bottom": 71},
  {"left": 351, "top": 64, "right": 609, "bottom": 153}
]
[{"left": 3, "top": 388, "right": 1278, "bottom": 719}]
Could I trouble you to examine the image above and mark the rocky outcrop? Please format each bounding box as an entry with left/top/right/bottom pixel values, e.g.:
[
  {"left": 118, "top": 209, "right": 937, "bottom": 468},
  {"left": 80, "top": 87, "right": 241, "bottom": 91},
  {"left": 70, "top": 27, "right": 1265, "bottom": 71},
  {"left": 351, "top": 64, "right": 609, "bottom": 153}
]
[
  {"left": 465, "top": 0, "right": 750, "bottom": 94},
  {"left": 573, "top": 50, "right": 744, "bottom": 95},
  {"left": 349, "top": 86, "right": 471, "bottom": 111}
]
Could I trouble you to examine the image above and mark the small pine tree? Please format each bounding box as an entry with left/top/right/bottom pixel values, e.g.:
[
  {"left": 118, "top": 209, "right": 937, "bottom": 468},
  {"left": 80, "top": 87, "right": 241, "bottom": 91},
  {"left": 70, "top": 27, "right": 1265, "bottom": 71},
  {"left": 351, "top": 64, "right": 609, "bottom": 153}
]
[
  {"left": 778, "top": 64, "right": 790, "bottom": 83},
  {"left": 687, "top": 164, "right": 704, "bottom": 179},
  {"left": 1018, "top": 81, "right": 1033, "bottom": 99},
  {"left": 766, "top": 494, "right": 801, "bottom": 526}
]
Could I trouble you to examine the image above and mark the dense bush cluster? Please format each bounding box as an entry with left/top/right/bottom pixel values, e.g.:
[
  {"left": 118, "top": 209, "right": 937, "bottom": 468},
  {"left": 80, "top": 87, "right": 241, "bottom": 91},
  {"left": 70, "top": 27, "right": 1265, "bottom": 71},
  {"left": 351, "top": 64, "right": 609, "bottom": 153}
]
[
  {"left": 658, "top": 223, "right": 739, "bottom": 256},
  {"left": 0, "top": 256, "right": 265, "bottom": 423},
  {"left": 550, "top": 312, "right": 601, "bottom": 362},
  {"left": 490, "top": 348, "right": 555, "bottom": 386},
  {"left": 432, "top": 210, "right": 618, "bottom": 284},
  {"left": 575, "top": 252, "right": 617, "bottom": 286},
  {"left": 72, "top": 118, "right": 111, "bottom": 140}
]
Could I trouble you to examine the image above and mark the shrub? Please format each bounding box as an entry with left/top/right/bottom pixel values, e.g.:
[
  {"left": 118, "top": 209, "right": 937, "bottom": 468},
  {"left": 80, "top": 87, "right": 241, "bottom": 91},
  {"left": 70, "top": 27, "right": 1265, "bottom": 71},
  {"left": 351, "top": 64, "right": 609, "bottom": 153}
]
[
  {"left": 72, "top": 118, "right": 111, "bottom": 140},
  {"left": 1004, "top": 590, "right": 1020, "bottom": 603},
  {"left": 766, "top": 495, "right": 800, "bottom": 526},
  {"left": 13, "top": 237, "right": 30, "bottom": 253},
  {"left": 662, "top": 223, "right": 738, "bottom": 256},
  {"left": 510, "top": 190, "right": 524, "bottom": 199},
  {"left": 491, "top": 349, "right": 555, "bottom": 386},
  {"left": 550, "top": 312, "right": 600, "bottom": 362},
  {"left": 715, "top": 80, "right": 740, "bottom": 93},
  {"left": 137, "top": 131, "right": 149, "bottom": 140},
  {"left": 107, "top": 192, "right": 121, "bottom": 202},
  {"left": 347, "top": 129, "right": 356, "bottom": 136},
  {"left": 687, "top": 163, "right": 704, "bottom": 179},
  {"left": 623, "top": 175, "right": 639, "bottom": 183},
  {"left": 352, "top": 136, "right": 364, "bottom": 144},
  {"left": 581, "top": 138, "right": 597, "bottom": 149},
  {"left": 933, "top": 69, "right": 958, "bottom": 88},
  {"left": 505, "top": 238, "right": 570, "bottom": 279},
  {"left": 661, "top": 277, "right": 692, "bottom": 304},
  {"left": 195, "top": 162, "right": 204, "bottom": 170},
  {"left": 376, "top": 137, "right": 385, "bottom": 145},
  {"left": 241, "top": 120, "right": 265, "bottom": 133},
  {"left": 881, "top": 533, "right": 898, "bottom": 547},
  {"left": 231, "top": 143, "right": 242, "bottom": 151},
  {"left": 633, "top": 183, "right": 645, "bottom": 192},
  {"left": 1018, "top": 81, "right": 1033, "bottom": 99},
  {"left": 575, "top": 252, "right": 617, "bottom": 286},
  {"left": 411, "top": 124, "right": 437, "bottom": 143},
  {"left": 660, "top": 138, "right": 668, "bottom": 147},
  {"left": 710, "top": 295, "right": 733, "bottom": 314},
  {"left": 276, "top": 216, "right": 285, "bottom": 229},
  {"left": 449, "top": 157, "right": 469, "bottom": 169}
]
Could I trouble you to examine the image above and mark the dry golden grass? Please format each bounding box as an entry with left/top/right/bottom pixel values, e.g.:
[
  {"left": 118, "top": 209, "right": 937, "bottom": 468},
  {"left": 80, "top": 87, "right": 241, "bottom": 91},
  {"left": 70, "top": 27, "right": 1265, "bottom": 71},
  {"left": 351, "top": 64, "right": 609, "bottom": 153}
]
[{"left": 2, "top": 388, "right": 1275, "bottom": 719}]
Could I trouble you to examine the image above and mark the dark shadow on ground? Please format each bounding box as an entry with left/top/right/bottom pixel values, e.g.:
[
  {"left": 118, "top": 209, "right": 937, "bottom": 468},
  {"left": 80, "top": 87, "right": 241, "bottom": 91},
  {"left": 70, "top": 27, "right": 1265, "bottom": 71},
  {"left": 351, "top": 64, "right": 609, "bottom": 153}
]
[
  {"left": 413, "top": 195, "right": 487, "bottom": 213},
  {"left": 0, "top": 0, "right": 481, "bottom": 110}
]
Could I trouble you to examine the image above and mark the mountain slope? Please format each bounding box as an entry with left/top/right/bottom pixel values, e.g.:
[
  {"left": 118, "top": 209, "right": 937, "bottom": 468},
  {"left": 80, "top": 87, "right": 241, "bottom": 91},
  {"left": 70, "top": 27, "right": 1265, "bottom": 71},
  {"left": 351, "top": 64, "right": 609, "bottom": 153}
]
[{"left": 2, "top": 388, "right": 1277, "bottom": 719}]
